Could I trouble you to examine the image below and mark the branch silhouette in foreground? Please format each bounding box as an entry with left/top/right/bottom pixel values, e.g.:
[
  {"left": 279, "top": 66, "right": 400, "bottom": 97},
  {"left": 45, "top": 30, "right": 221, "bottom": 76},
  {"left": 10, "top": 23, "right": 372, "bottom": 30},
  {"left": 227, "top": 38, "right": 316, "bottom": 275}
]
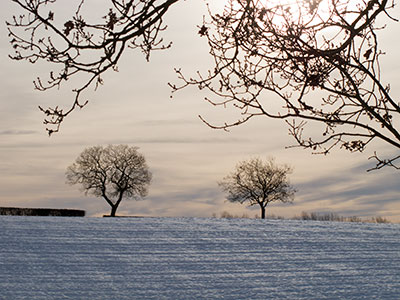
[
  {"left": 171, "top": 0, "right": 400, "bottom": 170},
  {"left": 7, "top": 0, "right": 400, "bottom": 170},
  {"left": 8, "top": 0, "right": 179, "bottom": 135}
]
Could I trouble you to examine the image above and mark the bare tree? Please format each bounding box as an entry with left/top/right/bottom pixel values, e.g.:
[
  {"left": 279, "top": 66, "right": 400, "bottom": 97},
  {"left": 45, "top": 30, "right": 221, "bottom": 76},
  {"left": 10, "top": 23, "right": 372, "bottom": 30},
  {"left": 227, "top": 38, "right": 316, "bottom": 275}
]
[
  {"left": 7, "top": 0, "right": 179, "bottom": 135},
  {"left": 66, "top": 144, "right": 152, "bottom": 217},
  {"left": 219, "top": 157, "right": 296, "bottom": 219},
  {"left": 172, "top": 0, "right": 400, "bottom": 170}
]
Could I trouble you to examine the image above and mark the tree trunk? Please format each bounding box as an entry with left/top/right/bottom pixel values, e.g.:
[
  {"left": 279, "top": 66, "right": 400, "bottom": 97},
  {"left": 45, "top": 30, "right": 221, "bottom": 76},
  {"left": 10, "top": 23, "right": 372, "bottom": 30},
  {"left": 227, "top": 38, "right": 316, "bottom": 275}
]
[
  {"left": 110, "top": 205, "right": 118, "bottom": 217},
  {"left": 108, "top": 191, "right": 124, "bottom": 217},
  {"left": 261, "top": 206, "right": 266, "bottom": 219}
]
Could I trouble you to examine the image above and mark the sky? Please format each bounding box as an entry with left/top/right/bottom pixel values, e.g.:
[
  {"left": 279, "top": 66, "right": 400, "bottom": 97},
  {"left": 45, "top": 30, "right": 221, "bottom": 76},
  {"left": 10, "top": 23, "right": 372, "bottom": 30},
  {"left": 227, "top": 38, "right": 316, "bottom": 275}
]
[{"left": 1, "top": 0, "right": 399, "bottom": 221}]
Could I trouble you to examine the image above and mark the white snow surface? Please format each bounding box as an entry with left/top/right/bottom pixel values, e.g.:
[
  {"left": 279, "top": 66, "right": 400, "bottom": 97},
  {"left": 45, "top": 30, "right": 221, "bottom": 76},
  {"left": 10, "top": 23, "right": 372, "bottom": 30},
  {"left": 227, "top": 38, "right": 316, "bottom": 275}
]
[{"left": 0, "top": 216, "right": 399, "bottom": 299}]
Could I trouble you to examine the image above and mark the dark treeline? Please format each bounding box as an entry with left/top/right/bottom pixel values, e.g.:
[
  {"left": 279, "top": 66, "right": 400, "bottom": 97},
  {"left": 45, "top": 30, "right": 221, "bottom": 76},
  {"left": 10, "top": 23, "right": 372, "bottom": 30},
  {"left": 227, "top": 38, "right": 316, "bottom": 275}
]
[
  {"left": 215, "top": 211, "right": 391, "bottom": 224},
  {"left": 0, "top": 207, "right": 85, "bottom": 217},
  {"left": 297, "top": 212, "right": 390, "bottom": 224}
]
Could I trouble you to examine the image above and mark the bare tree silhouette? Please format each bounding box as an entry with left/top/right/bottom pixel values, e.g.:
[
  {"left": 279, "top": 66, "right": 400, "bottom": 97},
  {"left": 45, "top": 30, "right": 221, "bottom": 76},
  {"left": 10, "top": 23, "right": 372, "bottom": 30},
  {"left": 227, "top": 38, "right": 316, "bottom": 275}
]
[
  {"left": 7, "top": 0, "right": 400, "bottom": 170},
  {"left": 219, "top": 157, "right": 295, "bottom": 219},
  {"left": 8, "top": 0, "right": 179, "bottom": 134},
  {"left": 66, "top": 145, "right": 152, "bottom": 217},
  {"left": 172, "top": 0, "right": 400, "bottom": 170}
]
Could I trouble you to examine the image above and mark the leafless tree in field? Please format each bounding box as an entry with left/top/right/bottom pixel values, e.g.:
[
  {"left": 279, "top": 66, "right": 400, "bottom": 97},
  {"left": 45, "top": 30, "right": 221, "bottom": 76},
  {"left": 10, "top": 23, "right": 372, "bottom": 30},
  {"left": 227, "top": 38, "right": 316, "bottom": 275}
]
[
  {"left": 66, "top": 144, "right": 152, "bottom": 217},
  {"left": 219, "top": 157, "right": 296, "bottom": 219}
]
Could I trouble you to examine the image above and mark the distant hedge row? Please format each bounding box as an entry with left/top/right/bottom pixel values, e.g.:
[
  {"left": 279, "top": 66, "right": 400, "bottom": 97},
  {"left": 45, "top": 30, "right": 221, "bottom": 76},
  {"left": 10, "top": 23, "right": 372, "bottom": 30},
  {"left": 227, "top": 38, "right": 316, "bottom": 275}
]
[{"left": 0, "top": 207, "right": 85, "bottom": 217}]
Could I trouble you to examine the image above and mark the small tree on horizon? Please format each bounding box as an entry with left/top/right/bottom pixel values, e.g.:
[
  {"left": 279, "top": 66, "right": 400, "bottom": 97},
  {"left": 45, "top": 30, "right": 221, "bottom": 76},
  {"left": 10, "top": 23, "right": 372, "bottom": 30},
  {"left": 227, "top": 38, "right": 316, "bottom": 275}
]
[
  {"left": 219, "top": 157, "right": 296, "bottom": 219},
  {"left": 66, "top": 145, "right": 152, "bottom": 217}
]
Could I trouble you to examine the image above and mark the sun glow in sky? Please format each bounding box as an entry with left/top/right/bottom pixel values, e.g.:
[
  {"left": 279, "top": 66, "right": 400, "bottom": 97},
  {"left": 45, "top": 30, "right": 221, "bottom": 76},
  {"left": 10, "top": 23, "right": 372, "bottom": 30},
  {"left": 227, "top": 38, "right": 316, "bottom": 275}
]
[
  {"left": 252, "top": 0, "right": 363, "bottom": 29},
  {"left": 0, "top": 0, "right": 399, "bottom": 220}
]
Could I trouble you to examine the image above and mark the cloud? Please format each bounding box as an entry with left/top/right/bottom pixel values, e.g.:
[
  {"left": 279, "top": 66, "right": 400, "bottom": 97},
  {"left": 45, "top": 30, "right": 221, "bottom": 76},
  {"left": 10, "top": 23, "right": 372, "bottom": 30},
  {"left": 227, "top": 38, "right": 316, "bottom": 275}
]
[
  {"left": 293, "top": 161, "right": 400, "bottom": 219},
  {"left": 121, "top": 137, "right": 247, "bottom": 144},
  {"left": 0, "top": 130, "right": 38, "bottom": 136},
  {"left": 132, "top": 119, "right": 199, "bottom": 127}
]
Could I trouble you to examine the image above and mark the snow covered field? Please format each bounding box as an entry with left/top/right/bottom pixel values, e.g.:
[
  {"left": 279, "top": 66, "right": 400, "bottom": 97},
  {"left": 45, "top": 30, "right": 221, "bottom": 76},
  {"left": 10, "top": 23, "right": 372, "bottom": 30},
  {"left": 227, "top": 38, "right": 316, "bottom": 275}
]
[{"left": 0, "top": 216, "right": 399, "bottom": 299}]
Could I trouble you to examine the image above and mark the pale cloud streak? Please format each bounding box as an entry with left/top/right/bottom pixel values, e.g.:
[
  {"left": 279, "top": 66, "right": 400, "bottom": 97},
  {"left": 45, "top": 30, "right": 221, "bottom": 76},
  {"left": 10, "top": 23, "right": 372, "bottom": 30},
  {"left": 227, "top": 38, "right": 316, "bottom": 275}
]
[{"left": 0, "top": 130, "right": 37, "bottom": 135}]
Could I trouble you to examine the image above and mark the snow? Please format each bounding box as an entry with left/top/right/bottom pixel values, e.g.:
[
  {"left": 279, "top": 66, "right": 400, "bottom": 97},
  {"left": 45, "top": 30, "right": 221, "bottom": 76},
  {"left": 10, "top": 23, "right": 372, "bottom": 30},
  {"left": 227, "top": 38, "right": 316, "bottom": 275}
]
[{"left": 0, "top": 216, "right": 399, "bottom": 299}]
